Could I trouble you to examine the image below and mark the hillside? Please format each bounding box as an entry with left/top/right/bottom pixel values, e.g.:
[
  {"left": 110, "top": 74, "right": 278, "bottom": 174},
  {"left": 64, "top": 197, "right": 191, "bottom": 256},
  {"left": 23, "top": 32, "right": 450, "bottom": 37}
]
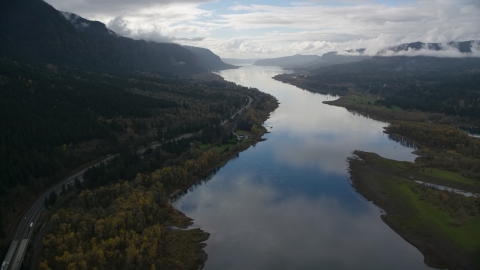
[
  {"left": 380, "top": 40, "right": 480, "bottom": 54},
  {"left": 275, "top": 55, "right": 480, "bottom": 120},
  {"left": 254, "top": 54, "right": 321, "bottom": 67},
  {"left": 0, "top": 0, "right": 204, "bottom": 76},
  {"left": 0, "top": 0, "right": 280, "bottom": 261},
  {"left": 184, "top": 46, "right": 237, "bottom": 71},
  {"left": 222, "top": 58, "right": 259, "bottom": 65},
  {"left": 294, "top": 51, "right": 371, "bottom": 70}
]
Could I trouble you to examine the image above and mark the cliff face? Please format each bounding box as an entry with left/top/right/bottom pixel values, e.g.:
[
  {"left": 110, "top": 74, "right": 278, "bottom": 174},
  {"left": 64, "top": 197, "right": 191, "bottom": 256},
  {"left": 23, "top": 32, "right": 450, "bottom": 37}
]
[{"left": 0, "top": 0, "right": 204, "bottom": 76}]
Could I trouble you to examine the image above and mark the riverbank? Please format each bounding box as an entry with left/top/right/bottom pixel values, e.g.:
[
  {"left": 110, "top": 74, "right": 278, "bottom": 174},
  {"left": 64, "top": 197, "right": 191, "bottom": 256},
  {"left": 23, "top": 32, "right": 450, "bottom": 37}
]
[
  {"left": 276, "top": 73, "right": 466, "bottom": 125},
  {"left": 348, "top": 151, "right": 480, "bottom": 270},
  {"left": 169, "top": 126, "right": 271, "bottom": 200},
  {"left": 330, "top": 94, "right": 480, "bottom": 269},
  {"left": 273, "top": 74, "right": 350, "bottom": 96},
  {"left": 274, "top": 74, "right": 480, "bottom": 268},
  {"left": 331, "top": 95, "right": 480, "bottom": 268},
  {"left": 32, "top": 91, "right": 279, "bottom": 270}
]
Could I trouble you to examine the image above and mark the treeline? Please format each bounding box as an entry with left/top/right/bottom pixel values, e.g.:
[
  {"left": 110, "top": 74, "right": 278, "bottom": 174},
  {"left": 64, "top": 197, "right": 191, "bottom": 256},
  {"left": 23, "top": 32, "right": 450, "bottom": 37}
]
[
  {"left": 0, "top": 58, "right": 249, "bottom": 191},
  {"left": 387, "top": 122, "right": 480, "bottom": 158},
  {"left": 0, "top": 57, "right": 250, "bottom": 255},
  {"left": 412, "top": 183, "right": 480, "bottom": 227},
  {"left": 288, "top": 56, "right": 480, "bottom": 121},
  {"left": 40, "top": 147, "right": 248, "bottom": 269},
  {"left": 376, "top": 75, "right": 480, "bottom": 118},
  {"left": 83, "top": 139, "right": 195, "bottom": 191},
  {"left": 37, "top": 87, "right": 279, "bottom": 269},
  {"left": 41, "top": 170, "right": 203, "bottom": 270},
  {"left": 386, "top": 121, "right": 480, "bottom": 181}
]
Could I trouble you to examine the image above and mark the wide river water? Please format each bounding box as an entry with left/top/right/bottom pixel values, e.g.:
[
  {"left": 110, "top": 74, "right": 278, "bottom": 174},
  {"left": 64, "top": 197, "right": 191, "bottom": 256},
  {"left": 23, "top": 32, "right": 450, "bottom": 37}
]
[{"left": 173, "top": 65, "right": 432, "bottom": 270}]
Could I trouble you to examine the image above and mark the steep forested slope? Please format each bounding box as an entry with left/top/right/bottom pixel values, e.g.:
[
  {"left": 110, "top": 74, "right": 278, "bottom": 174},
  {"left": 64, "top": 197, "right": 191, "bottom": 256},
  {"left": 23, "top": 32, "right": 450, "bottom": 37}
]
[
  {"left": 184, "top": 46, "right": 237, "bottom": 71},
  {"left": 277, "top": 56, "right": 480, "bottom": 120},
  {"left": 0, "top": 0, "right": 204, "bottom": 76}
]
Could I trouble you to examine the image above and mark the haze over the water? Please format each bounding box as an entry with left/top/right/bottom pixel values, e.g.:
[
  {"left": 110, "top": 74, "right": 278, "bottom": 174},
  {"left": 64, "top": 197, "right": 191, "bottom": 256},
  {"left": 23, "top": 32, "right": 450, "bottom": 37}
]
[{"left": 43, "top": 0, "right": 480, "bottom": 58}]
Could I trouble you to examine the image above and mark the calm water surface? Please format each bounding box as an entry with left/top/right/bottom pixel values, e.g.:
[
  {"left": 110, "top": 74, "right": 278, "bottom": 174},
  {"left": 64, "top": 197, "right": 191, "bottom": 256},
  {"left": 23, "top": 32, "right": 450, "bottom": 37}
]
[{"left": 173, "top": 65, "right": 431, "bottom": 270}]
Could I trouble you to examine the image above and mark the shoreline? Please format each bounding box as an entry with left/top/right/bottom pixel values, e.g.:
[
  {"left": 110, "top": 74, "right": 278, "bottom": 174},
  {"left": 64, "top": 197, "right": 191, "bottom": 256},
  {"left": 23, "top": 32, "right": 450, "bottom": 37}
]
[
  {"left": 274, "top": 71, "right": 480, "bottom": 269},
  {"left": 348, "top": 151, "right": 480, "bottom": 270},
  {"left": 28, "top": 74, "right": 279, "bottom": 269},
  {"left": 166, "top": 113, "right": 277, "bottom": 269}
]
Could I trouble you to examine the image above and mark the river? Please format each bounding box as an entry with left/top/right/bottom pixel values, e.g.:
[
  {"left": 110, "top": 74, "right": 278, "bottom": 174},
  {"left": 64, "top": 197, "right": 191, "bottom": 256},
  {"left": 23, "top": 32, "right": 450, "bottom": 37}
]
[{"left": 172, "top": 65, "right": 432, "bottom": 270}]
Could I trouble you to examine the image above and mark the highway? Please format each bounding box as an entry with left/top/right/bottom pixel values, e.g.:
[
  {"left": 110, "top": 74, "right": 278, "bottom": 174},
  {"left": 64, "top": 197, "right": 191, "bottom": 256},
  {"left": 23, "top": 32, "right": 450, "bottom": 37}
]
[
  {"left": 1, "top": 95, "right": 253, "bottom": 270},
  {"left": 1, "top": 156, "right": 116, "bottom": 270},
  {"left": 221, "top": 96, "right": 253, "bottom": 125}
]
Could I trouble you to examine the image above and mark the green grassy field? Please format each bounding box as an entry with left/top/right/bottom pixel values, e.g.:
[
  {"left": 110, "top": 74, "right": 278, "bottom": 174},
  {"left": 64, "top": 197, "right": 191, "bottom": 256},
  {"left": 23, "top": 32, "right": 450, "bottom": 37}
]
[
  {"left": 324, "top": 94, "right": 429, "bottom": 122},
  {"left": 409, "top": 167, "right": 480, "bottom": 187},
  {"left": 214, "top": 144, "right": 231, "bottom": 153},
  {"left": 198, "top": 143, "right": 210, "bottom": 150},
  {"left": 236, "top": 130, "right": 251, "bottom": 136},
  {"left": 349, "top": 151, "right": 480, "bottom": 269}
]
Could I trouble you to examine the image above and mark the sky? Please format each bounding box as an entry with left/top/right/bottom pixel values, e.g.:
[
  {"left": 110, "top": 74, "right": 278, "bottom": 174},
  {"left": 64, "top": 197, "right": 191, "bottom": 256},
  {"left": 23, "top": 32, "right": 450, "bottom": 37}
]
[{"left": 44, "top": 0, "right": 480, "bottom": 58}]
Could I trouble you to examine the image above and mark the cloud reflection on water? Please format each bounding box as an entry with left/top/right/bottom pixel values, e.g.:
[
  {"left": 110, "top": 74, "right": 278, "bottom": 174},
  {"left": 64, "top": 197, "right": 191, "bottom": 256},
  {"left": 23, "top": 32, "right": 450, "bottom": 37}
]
[
  {"left": 220, "top": 65, "right": 416, "bottom": 175},
  {"left": 176, "top": 171, "right": 429, "bottom": 270},
  {"left": 174, "top": 65, "right": 431, "bottom": 269}
]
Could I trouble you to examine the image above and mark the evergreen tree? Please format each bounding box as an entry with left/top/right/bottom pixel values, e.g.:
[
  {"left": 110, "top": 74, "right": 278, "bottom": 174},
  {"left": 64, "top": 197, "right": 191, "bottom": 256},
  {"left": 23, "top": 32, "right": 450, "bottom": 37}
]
[
  {"left": 0, "top": 202, "right": 5, "bottom": 238},
  {"left": 48, "top": 191, "right": 57, "bottom": 206}
]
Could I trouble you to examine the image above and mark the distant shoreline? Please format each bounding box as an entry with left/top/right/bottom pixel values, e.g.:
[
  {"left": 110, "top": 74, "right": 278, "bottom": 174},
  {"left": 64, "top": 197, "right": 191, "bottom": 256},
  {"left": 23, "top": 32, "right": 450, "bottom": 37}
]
[{"left": 274, "top": 70, "right": 480, "bottom": 270}]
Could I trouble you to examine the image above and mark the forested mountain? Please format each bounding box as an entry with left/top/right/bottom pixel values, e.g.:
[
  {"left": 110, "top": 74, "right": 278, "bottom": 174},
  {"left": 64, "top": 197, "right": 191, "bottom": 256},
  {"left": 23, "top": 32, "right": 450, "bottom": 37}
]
[
  {"left": 254, "top": 54, "right": 321, "bottom": 67},
  {"left": 289, "top": 41, "right": 479, "bottom": 71},
  {"left": 276, "top": 55, "right": 480, "bottom": 120},
  {"left": 221, "top": 58, "right": 259, "bottom": 65},
  {"left": 0, "top": 0, "right": 280, "bottom": 257},
  {"left": 0, "top": 56, "right": 256, "bottom": 235},
  {"left": 294, "top": 51, "right": 371, "bottom": 70},
  {"left": 380, "top": 40, "right": 480, "bottom": 54},
  {"left": 0, "top": 0, "right": 204, "bottom": 76},
  {"left": 184, "top": 46, "right": 237, "bottom": 71},
  {"left": 254, "top": 52, "right": 370, "bottom": 70}
]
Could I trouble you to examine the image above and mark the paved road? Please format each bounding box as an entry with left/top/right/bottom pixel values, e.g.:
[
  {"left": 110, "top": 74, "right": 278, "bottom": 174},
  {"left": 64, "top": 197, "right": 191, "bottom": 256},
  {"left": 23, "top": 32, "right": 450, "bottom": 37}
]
[
  {"left": 1, "top": 155, "right": 116, "bottom": 270},
  {"left": 221, "top": 95, "right": 253, "bottom": 125},
  {"left": 1, "top": 95, "right": 253, "bottom": 270}
]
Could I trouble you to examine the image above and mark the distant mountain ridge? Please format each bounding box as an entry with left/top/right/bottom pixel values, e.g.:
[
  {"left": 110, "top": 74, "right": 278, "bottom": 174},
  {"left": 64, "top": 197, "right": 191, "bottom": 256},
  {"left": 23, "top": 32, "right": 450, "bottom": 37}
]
[
  {"left": 254, "top": 54, "right": 321, "bottom": 67},
  {"left": 381, "top": 40, "right": 480, "bottom": 54},
  {"left": 295, "top": 51, "right": 371, "bottom": 70},
  {"left": 253, "top": 52, "right": 371, "bottom": 70},
  {"left": 222, "top": 58, "right": 259, "bottom": 65},
  {"left": 0, "top": 0, "right": 205, "bottom": 76},
  {"left": 266, "top": 40, "right": 480, "bottom": 71},
  {"left": 311, "top": 55, "right": 480, "bottom": 75},
  {"left": 183, "top": 46, "right": 237, "bottom": 71},
  {"left": 60, "top": 11, "right": 119, "bottom": 38}
]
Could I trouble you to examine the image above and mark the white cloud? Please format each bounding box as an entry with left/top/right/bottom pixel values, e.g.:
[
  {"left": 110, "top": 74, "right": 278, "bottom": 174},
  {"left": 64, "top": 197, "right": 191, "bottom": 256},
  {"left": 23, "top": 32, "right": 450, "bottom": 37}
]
[
  {"left": 45, "top": 0, "right": 214, "bottom": 20},
  {"left": 44, "top": 0, "right": 480, "bottom": 58}
]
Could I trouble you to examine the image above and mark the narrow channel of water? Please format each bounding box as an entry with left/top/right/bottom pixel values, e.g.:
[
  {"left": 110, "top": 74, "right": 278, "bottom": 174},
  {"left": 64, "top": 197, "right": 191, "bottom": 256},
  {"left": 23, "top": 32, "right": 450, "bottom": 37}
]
[
  {"left": 173, "top": 65, "right": 431, "bottom": 270},
  {"left": 413, "top": 180, "right": 478, "bottom": 197}
]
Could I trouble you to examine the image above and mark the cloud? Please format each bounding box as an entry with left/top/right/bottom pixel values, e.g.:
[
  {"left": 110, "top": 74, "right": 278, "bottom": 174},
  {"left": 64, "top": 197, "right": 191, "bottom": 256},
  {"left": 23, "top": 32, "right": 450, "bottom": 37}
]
[
  {"left": 107, "top": 16, "right": 173, "bottom": 42},
  {"left": 175, "top": 37, "right": 205, "bottom": 41},
  {"left": 212, "top": 0, "right": 480, "bottom": 57},
  {"left": 378, "top": 40, "right": 480, "bottom": 58},
  {"left": 219, "top": 39, "right": 274, "bottom": 54},
  {"left": 107, "top": 16, "right": 209, "bottom": 43},
  {"left": 47, "top": 0, "right": 212, "bottom": 43},
  {"left": 45, "top": 0, "right": 214, "bottom": 19},
  {"left": 44, "top": 0, "right": 480, "bottom": 58},
  {"left": 174, "top": 170, "right": 427, "bottom": 269}
]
